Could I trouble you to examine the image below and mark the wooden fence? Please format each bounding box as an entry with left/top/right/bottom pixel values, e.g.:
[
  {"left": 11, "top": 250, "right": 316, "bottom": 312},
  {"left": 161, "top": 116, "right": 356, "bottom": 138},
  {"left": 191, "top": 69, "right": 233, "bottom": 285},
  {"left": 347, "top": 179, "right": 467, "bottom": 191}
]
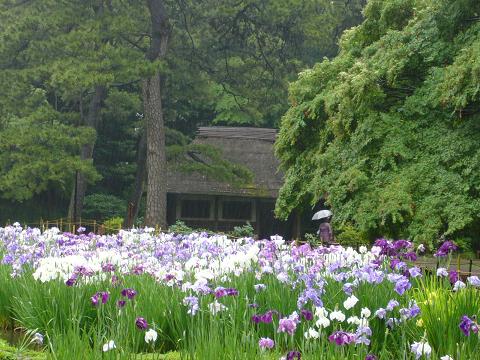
[{"left": 3, "top": 218, "right": 123, "bottom": 235}]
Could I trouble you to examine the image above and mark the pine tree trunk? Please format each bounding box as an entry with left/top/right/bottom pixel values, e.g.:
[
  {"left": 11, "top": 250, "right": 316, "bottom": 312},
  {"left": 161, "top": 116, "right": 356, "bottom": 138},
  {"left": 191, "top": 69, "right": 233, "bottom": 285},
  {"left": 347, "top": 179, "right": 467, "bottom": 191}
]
[
  {"left": 143, "top": 74, "right": 167, "bottom": 228},
  {"left": 142, "top": 0, "right": 170, "bottom": 228}
]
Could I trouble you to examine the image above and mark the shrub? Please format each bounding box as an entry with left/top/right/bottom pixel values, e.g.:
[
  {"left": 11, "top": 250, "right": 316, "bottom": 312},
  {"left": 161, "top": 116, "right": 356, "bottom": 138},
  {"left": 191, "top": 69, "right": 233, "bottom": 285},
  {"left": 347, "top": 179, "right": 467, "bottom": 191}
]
[
  {"left": 103, "top": 217, "right": 123, "bottom": 233},
  {"left": 453, "top": 237, "right": 476, "bottom": 259},
  {"left": 230, "top": 222, "right": 254, "bottom": 238},
  {"left": 335, "top": 223, "right": 370, "bottom": 248},
  {"left": 168, "top": 220, "right": 193, "bottom": 234},
  {"left": 303, "top": 232, "right": 320, "bottom": 246},
  {"left": 83, "top": 193, "right": 125, "bottom": 221}
]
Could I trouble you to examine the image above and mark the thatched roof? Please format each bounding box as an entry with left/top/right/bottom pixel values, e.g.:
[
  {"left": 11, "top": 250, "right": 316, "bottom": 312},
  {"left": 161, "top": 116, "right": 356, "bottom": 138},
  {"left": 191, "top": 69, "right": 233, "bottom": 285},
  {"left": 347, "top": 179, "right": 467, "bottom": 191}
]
[{"left": 166, "top": 126, "right": 282, "bottom": 198}]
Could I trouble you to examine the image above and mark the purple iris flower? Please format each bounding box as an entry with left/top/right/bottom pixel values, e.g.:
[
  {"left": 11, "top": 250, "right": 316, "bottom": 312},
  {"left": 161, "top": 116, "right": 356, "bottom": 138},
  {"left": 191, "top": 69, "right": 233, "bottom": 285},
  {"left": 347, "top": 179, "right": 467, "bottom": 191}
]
[
  {"left": 374, "top": 238, "right": 389, "bottom": 249},
  {"left": 407, "top": 303, "right": 421, "bottom": 318},
  {"left": 365, "top": 355, "right": 378, "bottom": 360},
  {"left": 434, "top": 240, "right": 458, "bottom": 257},
  {"left": 343, "top": 283, "right": 354, "bottom": 295},
  {"left": 408, "top": 267, "right": 422, "bottom": 278},
  {"left": 251, "top": 314, "right": 261, "bottom": 324},
  {"left": 131, "top": 265, "right": 144, "bottom": 275},
  {"left": 375, "top": 308, "right": 387, "bottom": 319},
  {"left": 75, "top": 266, "right": 94, "bottom": 277},
  {"left": 252, "top": 310, "right": 277, "bottom": 324},
  {"left": 278, "top": 318, "right": 297, "bottom": 334},
  {"left": 449, "top": 271, "right": 459, "bottom": 284},
  {"left": 117, "top": 300, "right": 126, "bottom": 308},
  {"left": 301, "top": 309, "right": 313, "bottom": 321},
  {"left": 135, "top": 317, "right": 148, "bottom": 330},
  {"left": 254, "top": 284, "right": 266, "bottom": 292},
  {"left": 278, "top": 312, "right": 299, "bottom": 335},
  {"left": 183, "top": 296, "right": 199, "bottom": 315},
  {"left": 286, "top": 351, "right": 301, "bottom": 360},
  {"left": 386, "top": 317, "right": 398, "bottom": 329},
  {"left": 111, "top": 275, "right": 121, "bottom": 287},
  {"left": 100, "top": 292, "right": 109, "bottom": 304},
  {"left": 121, "top": 288, "right": 137, "bottom": 299},
  {"left": 258, "top": 337, "right": 275, "bottom": 350},
  {"left": 297, "top": 288, "right": 323, "bottom": 308},
  {"left": 403, "top": 251, "right": 417, "bottom": 261},
  {"left": 394, "top": 277, "right": 411, "bottom": 295},
  {"left": 164, "top": 274, "right": 175, "bottom": 282},
  {"left": 392, "top": 260, "right": 407, "bottom": 271},
  {"left": 328, "top": 331, "right": 356, "bottom": 345},
  {"left": 65, "top": 275, "right": 77, "bottom": 287},
  {"left": 386, "top": 300, "right": 399, "bottom": 311},
  {"left": 91, "top": 295, "right": 100, "bottom": 307},
  {"left": 393, "top": 240, "right": 412, "bottom": 251},
  {"left": 91, "top": 291, "right": 109, "bottom": 306},
  {"left": 214, "top": 287, "right": 238, "bottom": 298},
  {"left": 459, "top": 315, "right": 479, "bottom": 336},
  {"left": 102, "top": 263, "right": 116, "bottom": 272},
  {"left": 355, "top": 326, "right": 372, "bottom": 345},
  {"left": 467, "top": 276, "right": 480, "bottom": 287}
]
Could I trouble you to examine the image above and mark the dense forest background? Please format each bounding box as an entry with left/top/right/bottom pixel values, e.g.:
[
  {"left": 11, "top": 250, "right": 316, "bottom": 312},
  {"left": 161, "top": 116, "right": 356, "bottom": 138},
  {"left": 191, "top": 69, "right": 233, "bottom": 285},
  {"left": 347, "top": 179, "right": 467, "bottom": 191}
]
[{"left": 0, "top": 0, "right": 365, "bottom": 225}]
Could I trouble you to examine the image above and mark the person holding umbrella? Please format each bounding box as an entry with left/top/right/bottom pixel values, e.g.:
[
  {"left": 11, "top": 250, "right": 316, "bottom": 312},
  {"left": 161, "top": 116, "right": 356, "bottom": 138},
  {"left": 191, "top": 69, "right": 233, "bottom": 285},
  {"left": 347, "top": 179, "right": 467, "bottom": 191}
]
[{"left": 312, "top": 209, "right": 335, "bottom": 245}]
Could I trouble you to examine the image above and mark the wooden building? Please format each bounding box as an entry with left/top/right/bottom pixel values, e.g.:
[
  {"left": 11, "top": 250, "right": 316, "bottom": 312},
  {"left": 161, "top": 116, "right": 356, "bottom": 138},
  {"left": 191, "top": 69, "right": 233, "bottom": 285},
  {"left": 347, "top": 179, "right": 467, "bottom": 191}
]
[{"left": 166, "top": 126, "right": 298, "bottom": 239}]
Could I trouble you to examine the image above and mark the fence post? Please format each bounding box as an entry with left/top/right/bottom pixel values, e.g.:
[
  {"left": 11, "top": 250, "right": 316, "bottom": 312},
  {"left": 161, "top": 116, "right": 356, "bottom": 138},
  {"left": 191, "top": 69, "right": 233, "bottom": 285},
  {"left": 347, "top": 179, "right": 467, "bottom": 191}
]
[{"left": 469, "top": 259, "right": 473, "bottom": 276}]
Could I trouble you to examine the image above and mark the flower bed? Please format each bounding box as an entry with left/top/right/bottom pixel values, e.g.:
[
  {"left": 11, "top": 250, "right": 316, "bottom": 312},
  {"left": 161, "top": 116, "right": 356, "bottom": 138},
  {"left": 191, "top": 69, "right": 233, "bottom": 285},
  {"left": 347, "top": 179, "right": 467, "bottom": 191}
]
[{"left": 0, "top": 223, "right": 478, "bottom": 359}]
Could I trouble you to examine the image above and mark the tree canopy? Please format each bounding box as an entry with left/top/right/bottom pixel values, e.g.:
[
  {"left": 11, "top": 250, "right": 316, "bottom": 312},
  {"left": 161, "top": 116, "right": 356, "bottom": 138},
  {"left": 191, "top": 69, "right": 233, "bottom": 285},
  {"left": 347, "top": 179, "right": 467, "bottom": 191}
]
[
  {"left": 275, "top": 0, "right": 480, "bottom": 245},
  {"left": 0, "top": 0, "right": 365, "bottom": 224}
]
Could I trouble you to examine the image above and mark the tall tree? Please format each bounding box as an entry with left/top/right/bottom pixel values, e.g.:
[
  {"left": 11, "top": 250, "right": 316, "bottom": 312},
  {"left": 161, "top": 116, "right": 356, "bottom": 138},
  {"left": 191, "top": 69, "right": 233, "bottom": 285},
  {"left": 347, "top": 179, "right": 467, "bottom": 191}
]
[
  {"left": 275, "top": 0, "right": 480, "bottom": 245},
  {"left": 142, "top": 0, "right": 170, "bottom": 227}
]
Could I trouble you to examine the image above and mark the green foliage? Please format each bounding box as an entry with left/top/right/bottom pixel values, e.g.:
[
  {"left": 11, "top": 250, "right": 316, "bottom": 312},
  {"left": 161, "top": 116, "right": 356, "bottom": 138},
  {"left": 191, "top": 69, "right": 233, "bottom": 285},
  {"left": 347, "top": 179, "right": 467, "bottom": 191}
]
[
  {"left": 103, "top": 217, "right": 123, "bottom": 233},
  {"left": 415, "top": 279, "right": 480, "bottom": 357},
  {"left": 335, "top": 223, "right": 370, "bottom": 247},
  {"left": 450, "top": 237, "right": 477, "bottom": 259},
  {"left": 230, "top": 222, "right": 255, "bottom": 238},
  {"left": 83, "top": 194, "right": 125, "bottom": 222},
  {"left": 91, "top": 89, "right": 141, "bottom": 200},
  {"left": 168, "top": 0, "right": 366, "bottom": 127},
  {"left": 303, "top": 232, "right": 319, "bottom": 246},
  {"left": 0, "top": 339, "right": 45, "bottom": 360},
  {"left": 276, "top": 0, "right": 480, "bottom": 244},
  {"left": 0, "top": 85, "right": 99, "bottom": 201},
  {"left": 168, "top": 220, "right": 193, "bottom": 234}
]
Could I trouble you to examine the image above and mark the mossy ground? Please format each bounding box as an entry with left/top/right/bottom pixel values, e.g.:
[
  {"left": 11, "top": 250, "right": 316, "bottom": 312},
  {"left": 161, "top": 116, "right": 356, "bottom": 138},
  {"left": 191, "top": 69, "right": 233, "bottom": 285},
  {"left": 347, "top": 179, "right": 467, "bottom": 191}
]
[{"left": 0, "top": 339, "right": 45, "bottom": 360}]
